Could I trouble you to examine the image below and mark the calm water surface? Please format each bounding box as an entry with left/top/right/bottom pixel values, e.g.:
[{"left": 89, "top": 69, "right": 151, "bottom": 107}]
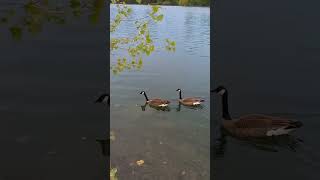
[
  {"left": 110, "top": 5, "right": 210, "bottom": 180},
  {"left": 0, "top": 1, "right": 107, "bottom": 179}
]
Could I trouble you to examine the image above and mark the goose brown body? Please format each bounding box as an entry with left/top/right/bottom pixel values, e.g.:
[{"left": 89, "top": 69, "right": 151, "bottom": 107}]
[
  {"left": 212, "top": 86, "right": 303, "bottom": 138},
  {"left": 176, "top": 89, "right": 204, "bottom": 106},
  {"left": 223, "top": 114, "right": 302, "bottom": 138},
  {"left": 147, "top": 98, "right": 170, "bottom": 107}
]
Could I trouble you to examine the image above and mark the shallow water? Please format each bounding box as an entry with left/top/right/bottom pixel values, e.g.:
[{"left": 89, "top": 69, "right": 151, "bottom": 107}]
[{"left": 110, "top": 5, "right": 210, "bottom": 179}]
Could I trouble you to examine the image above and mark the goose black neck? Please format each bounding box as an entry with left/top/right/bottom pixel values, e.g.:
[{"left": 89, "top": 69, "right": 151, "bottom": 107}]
[
  {"left": 144, "top": 93, "right": 149, "bottom": 101},
  {"left": 222, "top": 91, "right": 231, "bottom": 120},
  {"left": 179, "top": 91, "right": 182, "bottom": 99}
]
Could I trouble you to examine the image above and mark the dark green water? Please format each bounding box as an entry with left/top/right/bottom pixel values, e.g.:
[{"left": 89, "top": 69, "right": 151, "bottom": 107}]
[
  {"left": 0, "top": 1, "right": 107, "bottom": 179},
  {"left": 110, "top": 5, "right": 210, "bottom": 179}
]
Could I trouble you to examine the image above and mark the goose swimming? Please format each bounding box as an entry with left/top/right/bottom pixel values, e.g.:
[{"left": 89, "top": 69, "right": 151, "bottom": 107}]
[
  {"left": 176, "top": 88, "right": 204, "bottom": 106},
  {"left": 211, "top": 86, "right": 303, "bottom": 138},
  {"left": 140, "top": 91, "right": 170, "bottom": 108}
]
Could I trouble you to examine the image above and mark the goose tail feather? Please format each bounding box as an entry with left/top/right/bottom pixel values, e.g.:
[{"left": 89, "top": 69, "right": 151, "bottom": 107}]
[{"left": 285, "top": 121, "right": 303, "bottom": 129}]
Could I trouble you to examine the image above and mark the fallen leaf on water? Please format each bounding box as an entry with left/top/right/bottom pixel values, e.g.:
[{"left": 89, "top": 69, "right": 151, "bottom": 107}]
[
  {"left": 110, "top": 168, "right": 118, "bottom": 180},
  {"left": 136, "top": 160, "right": 144, "bottom": 166},
  {"left": 110, "top": 131, "right": 116, "bottom": 141}
]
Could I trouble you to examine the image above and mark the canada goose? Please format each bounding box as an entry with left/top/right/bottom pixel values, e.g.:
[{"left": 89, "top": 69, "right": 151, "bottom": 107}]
[
  {"left": 140, "top": 91, "right": 170, "bottom": 108},
  {"left": 176, "top": 89, "right": 204, "bottom": 106},
  {"left": 95, "top": 93, "right": 110, "bottom": 105},
  {"left": 212, "top": 86, "right": 303, "bottom": 138}
]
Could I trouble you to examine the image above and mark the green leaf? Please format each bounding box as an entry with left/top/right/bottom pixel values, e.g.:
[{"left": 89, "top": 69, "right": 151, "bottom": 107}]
[
  {"left": 73, "top": 10, "right": 81, "bottom": 17},
  {"left": 127, "top": 8, "right": 132, "bottom": 14},
  {"left": 156, "top": 14, "right": 164, "bottom": 21},
  {"left": 150, "top": 45, "right": 155, "bottom": 52},
  {"left": 10, "top": 26, "right": 22, "bottom": 40},
  {"left": 89, "top": 13, "right": 99, "bottom": 24},
  {"left": 7, "top": 9, "right": 16, "bottom": 16},
  {"left": 136, "top": 0, "right": 142, "bottom": 4},
  {"left": 146, "top": 33, "right": 152, "bottom": 43},
  {"left": 70, "top": 0, "right": 81, "bottom": 9},
  {"left": 110, "top": 168, "right": 118, "bottom": 180},
  {"left": 151, "top": 5, "right": 160, "bottom": 14},
  {"left": 42, "top": 0, "right": 49, "bottom": 6}
]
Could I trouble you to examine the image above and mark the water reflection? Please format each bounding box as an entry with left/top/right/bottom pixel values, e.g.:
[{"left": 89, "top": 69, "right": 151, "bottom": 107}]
[
  {"left": 0, "top": 0, "right": 104, "bottom": 40},
  {"left": 96, "top": 138, "right": 110, "bottom": 157},
  {"left": 213, "top": 127, "right": 304, "bottom": 158}
]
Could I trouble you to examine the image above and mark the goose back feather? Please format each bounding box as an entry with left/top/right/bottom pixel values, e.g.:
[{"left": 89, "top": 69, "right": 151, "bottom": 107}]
[{"left": 148, "top": 98, "right": 170, "bottom": 107}]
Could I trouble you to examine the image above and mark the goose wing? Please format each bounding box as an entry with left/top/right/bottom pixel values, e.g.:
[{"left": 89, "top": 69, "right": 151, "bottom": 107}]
[
  {"left": 234, "top": 114, "right": 294, "bottom": 129},
  {"left": 149, "top": 98, "right": 170, "bottom": 105},
  {"left": 182, "top": 97, "right": 205, "bottom": 102}
]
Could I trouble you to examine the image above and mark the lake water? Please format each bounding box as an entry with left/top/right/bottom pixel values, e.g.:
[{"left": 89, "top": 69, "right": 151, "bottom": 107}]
[
  {"left": 0, "top": 1, "right": 107, "bottom": 179},
  {"left": 110, "top": 5, "right": 210, "bottom": 180}
]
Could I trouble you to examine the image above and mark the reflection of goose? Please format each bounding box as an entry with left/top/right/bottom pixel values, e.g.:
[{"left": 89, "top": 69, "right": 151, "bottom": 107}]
[
  {"left": 176, "top": 88, "right": 204, "bottom": 106},
  {"left": 139, "top": 91, "right": 170, "bottom": 108},
  {"left": 213, "top": 132, "right": 303, "bottom": 155},
  {"left": 95, "top": 93, "right": 110, "bottom": 105},
  {"left": 96, "top": 138, "right": 109, "bottom": 156},
  {"left": 211, "top": 86, "right": 303, "bottom": 138}
]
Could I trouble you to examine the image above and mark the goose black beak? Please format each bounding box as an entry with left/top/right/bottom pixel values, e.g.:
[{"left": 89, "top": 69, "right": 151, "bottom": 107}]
[{"left": 211, "top": 89, "right": 218, "bottom": 93}]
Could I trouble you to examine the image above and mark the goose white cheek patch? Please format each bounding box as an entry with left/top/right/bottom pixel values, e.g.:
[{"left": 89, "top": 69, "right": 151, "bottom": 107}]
[{"left": 218, "top": 89, "right": 226, "bottom": 95}]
